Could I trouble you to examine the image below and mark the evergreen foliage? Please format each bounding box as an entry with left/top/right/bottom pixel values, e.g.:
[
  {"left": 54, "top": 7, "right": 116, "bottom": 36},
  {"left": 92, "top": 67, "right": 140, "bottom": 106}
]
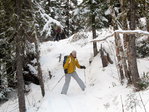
[
  {"left": 138, "top": 72, "right": 149, "bottom": 90},
  {"left": 0, "top": 0, "right": 149, "bottom": 103},
  {"left": 136, "top": 39, "right": 149, "bottom": 58},
  {"left": 77, "top": 0, "right": 109, "bottom": 30},
  {"left": 0, "top": 0, "right": 16, "bottom": 90},
  {"left": 0, "top": 0, "right": 39, "bottom": 100}
]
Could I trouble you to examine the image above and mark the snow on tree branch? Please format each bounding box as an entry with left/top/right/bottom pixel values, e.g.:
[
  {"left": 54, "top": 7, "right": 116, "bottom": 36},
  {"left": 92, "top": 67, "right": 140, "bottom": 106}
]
[
  {"left": 90, "top": 34, "right": 114, "bottom": 42},
  {"left": 90, "top": 30, "right": 149, "bottom": 42},
  {"left": 115, "top": 30, "right": 149, "bottom": 36}
]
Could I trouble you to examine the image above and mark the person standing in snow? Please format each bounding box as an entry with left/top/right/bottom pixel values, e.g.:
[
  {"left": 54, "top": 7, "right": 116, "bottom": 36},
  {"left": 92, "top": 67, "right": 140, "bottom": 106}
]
[{"left": 61, "top": 50, "right": 86, "bottom": 94}]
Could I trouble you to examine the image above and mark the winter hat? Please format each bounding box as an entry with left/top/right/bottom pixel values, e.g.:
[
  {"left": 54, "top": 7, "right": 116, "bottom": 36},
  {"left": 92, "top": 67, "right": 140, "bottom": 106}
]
[{"left": 71, "top": 50, "right": 77, "bottom": 57}]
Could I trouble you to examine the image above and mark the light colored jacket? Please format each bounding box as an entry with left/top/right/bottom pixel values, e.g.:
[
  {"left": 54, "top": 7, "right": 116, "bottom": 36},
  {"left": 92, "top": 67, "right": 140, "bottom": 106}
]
[{"left": 63, "top": 55, "right": 81, "bottom": 74}]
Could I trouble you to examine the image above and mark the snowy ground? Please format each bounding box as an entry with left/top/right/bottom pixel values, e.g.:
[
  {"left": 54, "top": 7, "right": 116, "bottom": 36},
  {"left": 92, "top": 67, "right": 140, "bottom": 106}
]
[{"left": 0, "top": 29, "right": 149, "bottom": 112}]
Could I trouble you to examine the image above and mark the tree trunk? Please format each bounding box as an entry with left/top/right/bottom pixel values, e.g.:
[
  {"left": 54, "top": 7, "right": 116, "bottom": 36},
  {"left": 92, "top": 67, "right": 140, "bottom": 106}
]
[
  {"left": 16, "top": 34, "right": 26, "bottom": 112},
  {"left": 100, "top": 46, "right": 108, "bottom": 67},
  {"left": 28, "top": 0, "right": 45, "bottom": 97},
  {"left": 109, "top": 3, "right": 125, "bottom": 83},
  {"left": 100, "top": 45, "right": 113, "bottom": 67},
  {"left": 111, "top": 9, "right": 124, "bottom": 83},
  {"left": 35, "top": 36, "right": 45, "bottom": 97},
  {"left": 66, "top": 0, "right": 70, "bottom": 37},
  {"left": 128, "top": 0, "right": 140, "bottom": 89},
  {"left": 92, "top": 21, "right": 98, "bottom": 56},
  {"left": 90, "top": 1, "right": 98, "bottom": 57},
  {"left": 123, "top": 34, "right": 132, "bottom": 84},
  {"left": 147, "top": 18, "right": 149, "bottom": 32},
  {"left": 147, "top": 18, "right": 149, "bottom": 34},
  {"left": 114, "top": 32, "right": 124, "bottom": 83},
  {"left": 47, "top": 0, "right": 51, "bottom": 7},
  {"left": 15, "top": 0, "right": 26, "bottom": 112},
  {"left": 145, "top": 2, "right": 149, "bottom": 34},
  {"left": 0, "top": 72, "right": 1, "bottom": 87},
  {"left": 120, "top": 0, "right": 132, "bottom": 84}
]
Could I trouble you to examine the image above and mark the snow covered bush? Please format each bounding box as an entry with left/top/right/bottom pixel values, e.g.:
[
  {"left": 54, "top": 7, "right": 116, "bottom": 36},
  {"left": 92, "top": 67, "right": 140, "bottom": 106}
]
[
  {"left": 136, "top": 39, "right": 149, "bottom": 58},
  {"left": 0, "top": 87, "right": 12, "bottom": 101},
  {"left": 138, "top": 72, "right": 149, "bottom": 90},
  {"left": 70, "top": 32, "right": 88, "bottom": 42},
  {"left": 0, "top": 92, "right": 6, "bottom": 101},
  {"left": 125, "top": 94, "right": 140, "bottom": 111}
]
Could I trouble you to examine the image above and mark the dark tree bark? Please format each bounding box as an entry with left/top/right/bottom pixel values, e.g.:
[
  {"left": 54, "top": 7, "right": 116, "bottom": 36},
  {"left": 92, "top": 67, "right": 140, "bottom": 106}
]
[
  {"left": 90, "top": 0, "right": 98, "bottom": 57},
  {"left": 109, "top": 2, "right": 125, "bottom": 84},
  {"left": 15, "top": 0, "right": 26, "bottom": 111},
  {"left": 114, "top": 32, "right": 124, "bottom": 83},
  {"left": 35, "top": 37, "right": 45, "bottom": 97},
  {"left": 120, "top": 0, "right": 132, "bottom": 84},
  {"left": 106, "top": 53, "right": 113, "bottom": 64},
  {"left": 100, "top": 46, "right": 108, "bottom": 67},
  {"left": 0, "top": 73, "right": 1, "bottom": 87},
  {"left": 47, "top": 0, "right": 51, "bottom": 7},
  {"left": 16, "top": 34, "right": 26, "bottom": 112},
  {"left": 92, "top": 17, "right": 98, "bottom": 57},
  {"left": 66, "top": 0, "right": 70, "bottom": 37},
  {"left": 147, "top": 18, "right": 149, "bottom": 32},
  {"left": 128, "top": 0, "right": 140, "bottom": 89},
  {"left": 145, "top": 2, "right": 149, "bottom": 32},
  {"left": 100, "top": 45, "right": 113, "bottom": 67},
  {"left": 123, "top": 34, "right": 132, "bottom": 84}
]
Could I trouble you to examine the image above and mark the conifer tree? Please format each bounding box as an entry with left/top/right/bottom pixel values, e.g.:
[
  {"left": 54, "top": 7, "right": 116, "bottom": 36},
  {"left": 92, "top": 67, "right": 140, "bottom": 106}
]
[{"left": 80, "top": 0, "right": 109, "bottom": 56}]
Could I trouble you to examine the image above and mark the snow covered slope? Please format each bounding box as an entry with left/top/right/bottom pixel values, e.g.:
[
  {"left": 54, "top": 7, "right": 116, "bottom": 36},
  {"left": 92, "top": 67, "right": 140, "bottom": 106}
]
[
  {"left": 0, "top": 29, "right": 149, "bottom": 112},
  {"left": 34, "top": 29, "right": 149, "bottom": 112}
]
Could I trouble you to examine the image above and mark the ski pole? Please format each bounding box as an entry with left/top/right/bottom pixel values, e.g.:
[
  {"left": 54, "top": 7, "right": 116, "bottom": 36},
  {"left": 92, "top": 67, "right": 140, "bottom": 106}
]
[{"left": 50, "top": 75, "right": 65, "bottom": 92}]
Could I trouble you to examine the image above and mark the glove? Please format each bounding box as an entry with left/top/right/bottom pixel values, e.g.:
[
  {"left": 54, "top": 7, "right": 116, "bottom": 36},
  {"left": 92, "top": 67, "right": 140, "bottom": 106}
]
[{"left": 80, "top": 65, "right": 86, "bottom": 69}]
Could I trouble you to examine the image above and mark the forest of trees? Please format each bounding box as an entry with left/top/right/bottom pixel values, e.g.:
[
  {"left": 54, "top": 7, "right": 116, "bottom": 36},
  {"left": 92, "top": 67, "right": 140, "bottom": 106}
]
[{"left": 0, "top": 0, "right": 149, "bottom": 112}]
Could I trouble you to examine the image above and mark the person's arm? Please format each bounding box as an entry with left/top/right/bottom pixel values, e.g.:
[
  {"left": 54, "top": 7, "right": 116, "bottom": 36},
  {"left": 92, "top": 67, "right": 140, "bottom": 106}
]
[
  {"left": 76, "top": 59, "right": 86, "bottom": 69},
  {"left": 75, "top": 59, "right": 81, "bottom": 68}
]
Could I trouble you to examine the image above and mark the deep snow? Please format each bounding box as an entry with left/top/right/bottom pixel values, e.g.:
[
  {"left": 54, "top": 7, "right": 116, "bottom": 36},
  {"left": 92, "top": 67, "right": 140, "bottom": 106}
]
[{"left": 0, "top": 29, "right": 149, "bottom": 112}]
